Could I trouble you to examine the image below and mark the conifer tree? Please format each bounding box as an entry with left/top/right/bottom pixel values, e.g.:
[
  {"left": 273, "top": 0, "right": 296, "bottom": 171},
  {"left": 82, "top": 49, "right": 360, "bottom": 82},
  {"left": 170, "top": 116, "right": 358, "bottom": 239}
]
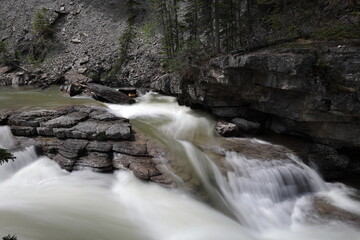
[{"left": 0, "top": 148, "right": 15, "bottom": 165}]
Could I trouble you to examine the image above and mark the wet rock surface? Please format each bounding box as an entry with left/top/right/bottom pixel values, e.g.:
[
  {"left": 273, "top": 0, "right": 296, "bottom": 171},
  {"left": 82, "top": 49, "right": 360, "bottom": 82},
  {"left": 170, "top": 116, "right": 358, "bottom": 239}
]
[
  {"left": 231, "top": 118, "right": 260, "bottom": 134},
  {"left": 312, "top": 196, "right": 360, "bottom": 228},
  {"left": 0, "top": 105, "right": 173, "bottom": 186},
  {"left": 215, "top": 121, "right": 239, "bottom": 137},
  {"left": 152, "top": 43, "right": 360, "bottom": 180},
  {"left": 214, "top": 137, "right": 292, "bottom": 161}
]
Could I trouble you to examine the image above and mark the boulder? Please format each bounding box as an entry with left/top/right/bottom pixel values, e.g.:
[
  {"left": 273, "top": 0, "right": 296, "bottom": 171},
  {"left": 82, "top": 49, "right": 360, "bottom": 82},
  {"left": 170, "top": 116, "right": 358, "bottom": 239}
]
[
  {"left": 231, "top": 118, "right": 260, "bottom": 133},
  {"left": 312, "top": 197, "right": 360, "bottom": 228},
  {"left": 308, "top": 144, "right": 350, "bottom": 180},
  {"left": 215, "top": 121, "right": 239, "bottom": 137},
  {"left": 64, "top": 70, "right": 91, "bottom": 84},
  {"left": 129, "top": 162, "right": 160, "bottom": 180},
  {"left": 0, "top": 66, "right": 13, "bottom": 74},
  {"left": 86, "top": 83, "right": 136, "bottom": 104}
]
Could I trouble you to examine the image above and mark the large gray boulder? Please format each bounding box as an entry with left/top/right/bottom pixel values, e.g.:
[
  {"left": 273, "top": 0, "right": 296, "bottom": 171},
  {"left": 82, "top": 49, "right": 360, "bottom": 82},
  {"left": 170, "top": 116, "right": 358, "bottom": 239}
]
[
  {"left": 215, "top": 121, "right": 239, "bottom": 137},
  {"left": 85, "top": 83, "right": 136, "bottom": 104},
  {"left": 231, "top": 118, "right": 260, "bottom": 134}
]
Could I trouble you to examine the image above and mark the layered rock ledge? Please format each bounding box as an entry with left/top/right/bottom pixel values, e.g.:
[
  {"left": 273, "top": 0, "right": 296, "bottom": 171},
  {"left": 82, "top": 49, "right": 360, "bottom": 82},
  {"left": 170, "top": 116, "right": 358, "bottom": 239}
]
[
  {"left": 0, "top": 106, "right": 173, "bottom": 186},
  {"left": 151, "top": 43, "right": 360, "bottom": 180}
]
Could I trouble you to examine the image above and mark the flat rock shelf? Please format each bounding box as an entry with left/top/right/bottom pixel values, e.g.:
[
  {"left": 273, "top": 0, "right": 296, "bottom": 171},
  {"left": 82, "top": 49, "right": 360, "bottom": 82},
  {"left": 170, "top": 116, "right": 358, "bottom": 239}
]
[{"left": 0, "top": 105, "right": 173, "bottom": 186}]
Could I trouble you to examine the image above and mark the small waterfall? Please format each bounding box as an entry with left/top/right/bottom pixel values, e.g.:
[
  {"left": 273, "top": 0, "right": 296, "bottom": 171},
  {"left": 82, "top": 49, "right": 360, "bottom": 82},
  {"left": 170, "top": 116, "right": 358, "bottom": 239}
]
[
  {"left": 0, "top": 92, "right": 358, "bottom": 240},
  {"left": 107, "top": 92, "right": 360, "bottom": 234},
  {"left": 212, "top": 152, "right": 328, "bottom": 230},
  {"left": 0, "top": 126, "right": 15, "bottom": 149},
  {"left": 0, "top": 126, "right": 39, "bottom": 182}
]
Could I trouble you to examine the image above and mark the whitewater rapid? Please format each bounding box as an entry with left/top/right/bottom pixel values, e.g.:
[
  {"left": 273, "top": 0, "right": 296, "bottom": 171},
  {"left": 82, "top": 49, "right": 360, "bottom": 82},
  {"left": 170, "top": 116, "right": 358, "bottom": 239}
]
[{"left": 0, "top": 92, "right": 359, "bottom": 240}]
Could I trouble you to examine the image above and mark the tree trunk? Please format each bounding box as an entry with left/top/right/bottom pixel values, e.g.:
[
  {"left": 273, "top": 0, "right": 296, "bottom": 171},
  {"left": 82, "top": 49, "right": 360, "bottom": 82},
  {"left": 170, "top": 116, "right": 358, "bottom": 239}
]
[
  {"left": 348, "top": 0, "right": 357, "bottom": 7},
  {"left": 173, "top": 0, "right": 179, "bottom": 51},
  {"left": 214, "top": 0, "right": 220, "bottom": 53},
  {"left": 209, "top": 1, "right": 216, "bottom": 53},
  {"left": 247, "top": 0, "right": 253, "bottom": 35}
]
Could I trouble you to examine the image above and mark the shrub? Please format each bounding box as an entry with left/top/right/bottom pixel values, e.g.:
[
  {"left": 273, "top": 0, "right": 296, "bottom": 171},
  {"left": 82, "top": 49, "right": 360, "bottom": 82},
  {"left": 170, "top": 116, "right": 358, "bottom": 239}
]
[
  {"left": 0, "top": 148, "right": 15, "bottom": 165},
  {"left": 2, "top": 235, "right": 17, "bottom": 240},
  {"left": 32, "top": 8, "right": 54, "bottom": 37},
  {"left": 0, "top": 41, "right": 12, "bottom": 65},
  {"left": 0, "top": 41, "right": 6, "bottom": 53},
  {"left": 141, "top": 21, "right": 157, "bottom": 42}
]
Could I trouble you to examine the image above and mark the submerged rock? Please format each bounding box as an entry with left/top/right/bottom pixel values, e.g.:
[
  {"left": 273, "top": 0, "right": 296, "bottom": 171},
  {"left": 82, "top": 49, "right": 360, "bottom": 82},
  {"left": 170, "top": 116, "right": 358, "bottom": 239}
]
[{"left": 312, "top": 197, "right": 360, "bottom": 228}]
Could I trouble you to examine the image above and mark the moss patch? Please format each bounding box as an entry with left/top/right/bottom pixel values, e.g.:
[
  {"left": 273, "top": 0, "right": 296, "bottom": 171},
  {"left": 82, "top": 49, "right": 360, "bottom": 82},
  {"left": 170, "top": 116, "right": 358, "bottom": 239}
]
[{"left": 312, "top": 23, "right": 360, "bottom": 40}]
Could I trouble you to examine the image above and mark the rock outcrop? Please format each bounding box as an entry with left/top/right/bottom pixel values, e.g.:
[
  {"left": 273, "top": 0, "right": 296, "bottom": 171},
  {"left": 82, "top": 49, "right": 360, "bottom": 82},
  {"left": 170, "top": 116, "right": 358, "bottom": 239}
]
[
  {"left": 0, "top": 106, "right": 173, "bottom": 186},
  {"left": 151, "top": 42, "right": 360, "bottom": 180}
]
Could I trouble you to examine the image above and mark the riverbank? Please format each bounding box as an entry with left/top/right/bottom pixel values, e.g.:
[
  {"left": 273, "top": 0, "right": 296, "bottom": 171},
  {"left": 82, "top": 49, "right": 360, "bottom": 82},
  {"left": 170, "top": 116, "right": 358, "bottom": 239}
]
[{"left": 150, "top": 40, "right": 360, "bottom": 181}]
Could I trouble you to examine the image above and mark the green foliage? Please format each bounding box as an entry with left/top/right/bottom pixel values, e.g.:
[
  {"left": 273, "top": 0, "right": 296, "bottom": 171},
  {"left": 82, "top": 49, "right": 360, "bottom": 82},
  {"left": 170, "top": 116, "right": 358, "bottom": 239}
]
[
  {"left": 118, "top": 0, "right": 140, "bottom": 64},
  {"left": 0, "top": 40, "right": 17, "bottom": 65},
  {"left": 312, "top": 24, "right": 360, "bottom": 40},
  {"left": 32, "top": 8, "right": 54, "bottom": 37},
  {"left": 25, "top": 53, "right": 44, "bottom": 67},
  {"left": 147, "top": 0, "right": 359, "bottom": 74},
  {"left": 26, "top": 8, "right": 56, "bottom": 65},
  {"left": 2, "top": 235, "right": 17, "bottom": 240},
  {"left": 312, "top": 58, "right": 352, "bottom": 93},
  {"left": 0, "top": 148, "right": 15, "bottom": 165},
  {"left": 141, "top": 21, "right": 157, "bottom": 42},
  {"left": 0, "top": 41, "right": 6, "bottom": 53},
  {"left": 106, "top": 0, "right": 140, "bottom": 81},
  {"left": 0, "top": 41, "right": 10, "bottom": 64},
  {"left": 118, "top": 24, "right": 136, "bottom": 66},
  {"left": 162, "top": 39, "right": 203, "bottom": 72}
]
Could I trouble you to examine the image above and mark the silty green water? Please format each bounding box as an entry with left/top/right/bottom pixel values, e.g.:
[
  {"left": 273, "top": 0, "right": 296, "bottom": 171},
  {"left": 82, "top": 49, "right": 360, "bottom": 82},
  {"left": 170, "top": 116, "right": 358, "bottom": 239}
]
[{"left": 0, "top": 86, "right": 103, "bottom": 110}]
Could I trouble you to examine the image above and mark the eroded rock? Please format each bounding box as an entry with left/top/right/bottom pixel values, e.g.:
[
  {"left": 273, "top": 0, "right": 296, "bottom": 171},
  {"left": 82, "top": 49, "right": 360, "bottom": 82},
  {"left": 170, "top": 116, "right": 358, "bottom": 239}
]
[
  {"left": 0, "top": 106, "right": 173, "bottom": 185},
  {"left": 215, "top": 121, "right": 239, "bottom": 137}
]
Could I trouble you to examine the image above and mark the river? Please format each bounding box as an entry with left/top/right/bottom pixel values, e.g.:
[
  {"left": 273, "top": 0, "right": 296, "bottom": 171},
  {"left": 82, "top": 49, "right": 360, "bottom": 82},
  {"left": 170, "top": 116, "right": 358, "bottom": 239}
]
[{"left": 0, "top": 89, "right": 359, "bottom": 240}]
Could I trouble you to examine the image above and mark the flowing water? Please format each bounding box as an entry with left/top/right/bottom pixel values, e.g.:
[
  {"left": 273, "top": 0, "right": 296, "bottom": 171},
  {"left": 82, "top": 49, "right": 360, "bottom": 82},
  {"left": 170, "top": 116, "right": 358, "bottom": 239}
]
[{"left": 1, "top": 92, "right": 360, "bottom": 240}]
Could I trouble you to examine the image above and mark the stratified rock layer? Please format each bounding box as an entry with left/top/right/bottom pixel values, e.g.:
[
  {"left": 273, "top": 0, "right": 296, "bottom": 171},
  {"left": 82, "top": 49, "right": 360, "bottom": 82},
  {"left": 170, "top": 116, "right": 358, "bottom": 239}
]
[
  {"left": 151, "top": 44, "right": 360, "bottom": 180},
  {"left": 0, "top": 106, "right": 173, "bottom": 186}
]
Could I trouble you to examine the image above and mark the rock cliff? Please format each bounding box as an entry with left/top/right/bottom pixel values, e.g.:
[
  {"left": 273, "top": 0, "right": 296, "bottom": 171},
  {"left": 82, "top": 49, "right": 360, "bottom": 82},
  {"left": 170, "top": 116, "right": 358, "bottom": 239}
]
[{"left": 152, "top": 41, "right": 360, "bottom": 180}]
